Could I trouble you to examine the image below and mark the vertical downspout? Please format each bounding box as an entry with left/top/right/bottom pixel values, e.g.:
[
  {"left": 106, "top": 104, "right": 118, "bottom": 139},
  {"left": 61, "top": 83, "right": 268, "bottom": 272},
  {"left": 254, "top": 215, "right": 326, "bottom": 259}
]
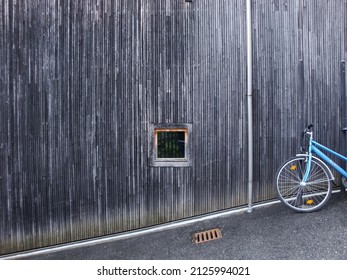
[{"left": 246, "top": 0, "right": 253, "bottom": 213}]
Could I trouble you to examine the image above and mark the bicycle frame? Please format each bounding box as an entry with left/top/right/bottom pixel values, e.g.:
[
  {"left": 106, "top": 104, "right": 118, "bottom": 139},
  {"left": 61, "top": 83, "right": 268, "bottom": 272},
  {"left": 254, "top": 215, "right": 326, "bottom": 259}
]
[{"left": 303, "top": 134, "right": 347, "bottom": 182}]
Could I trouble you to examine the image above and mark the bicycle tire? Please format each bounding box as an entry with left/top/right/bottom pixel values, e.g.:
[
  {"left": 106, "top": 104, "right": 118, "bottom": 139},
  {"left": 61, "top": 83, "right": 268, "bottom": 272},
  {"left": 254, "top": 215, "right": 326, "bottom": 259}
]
[
  {"left": 275, "top": 155, "right": 332, "bottom": 212},
  {"left": 342, "top": 176, "right": 347, "bottom": 189}
]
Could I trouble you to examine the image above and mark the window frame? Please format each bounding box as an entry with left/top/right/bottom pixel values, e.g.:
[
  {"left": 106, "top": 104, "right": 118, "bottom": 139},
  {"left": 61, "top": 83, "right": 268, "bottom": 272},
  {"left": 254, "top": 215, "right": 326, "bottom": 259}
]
[{"left": 150, "top": 124, "right": 192, "bottom": 167}]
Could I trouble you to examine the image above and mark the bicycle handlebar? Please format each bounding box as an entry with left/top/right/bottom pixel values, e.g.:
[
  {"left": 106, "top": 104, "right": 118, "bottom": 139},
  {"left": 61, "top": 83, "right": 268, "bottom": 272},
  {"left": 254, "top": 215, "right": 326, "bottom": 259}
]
[
  {"left": 300, "top": 124, "right": 313, "bottom": 152},
  {"left": 304, "top": 124, "right": 314, "bottom": 132},
  {"left": 301, "top": 124, "right": 314, "bottom": 138},
  {"left": 303, "top": 124, "right": 347, "bottom": 133}
]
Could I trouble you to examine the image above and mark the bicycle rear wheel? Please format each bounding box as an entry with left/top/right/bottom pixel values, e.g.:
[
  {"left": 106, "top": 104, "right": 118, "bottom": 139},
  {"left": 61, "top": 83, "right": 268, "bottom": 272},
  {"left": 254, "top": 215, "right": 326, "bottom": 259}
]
[{"left": 276, "top": 155, "right": 332, "bottom": 212}]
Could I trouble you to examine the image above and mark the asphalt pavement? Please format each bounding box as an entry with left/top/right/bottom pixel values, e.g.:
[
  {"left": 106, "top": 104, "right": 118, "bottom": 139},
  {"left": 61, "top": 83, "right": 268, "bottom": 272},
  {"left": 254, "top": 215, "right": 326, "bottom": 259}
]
[{"left": 4, "top": 190, "right": 347, "bottom": 260}]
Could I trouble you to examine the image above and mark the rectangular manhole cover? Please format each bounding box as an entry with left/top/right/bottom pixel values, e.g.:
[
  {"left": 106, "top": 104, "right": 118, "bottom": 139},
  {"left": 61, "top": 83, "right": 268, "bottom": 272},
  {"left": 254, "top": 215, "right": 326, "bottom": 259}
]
[{"left": 193, "top": 228, "right": 222, "bottom": 244}]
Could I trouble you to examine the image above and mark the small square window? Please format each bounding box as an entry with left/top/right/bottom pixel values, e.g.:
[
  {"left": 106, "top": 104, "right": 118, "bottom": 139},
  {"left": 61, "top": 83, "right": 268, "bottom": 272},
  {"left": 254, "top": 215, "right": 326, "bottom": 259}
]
[
  {"left": 155, "top": 129, "right": 187, "bottom": 159},
  {"left": 150, "top": 124, "right": 191, "bottom": 167}
]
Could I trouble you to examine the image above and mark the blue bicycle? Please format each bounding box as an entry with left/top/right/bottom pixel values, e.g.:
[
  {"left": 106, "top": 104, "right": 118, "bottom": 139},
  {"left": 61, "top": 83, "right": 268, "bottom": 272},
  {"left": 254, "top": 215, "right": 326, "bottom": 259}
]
[{"left": 276, "top": 124, "right": 347, "bottom": 212}]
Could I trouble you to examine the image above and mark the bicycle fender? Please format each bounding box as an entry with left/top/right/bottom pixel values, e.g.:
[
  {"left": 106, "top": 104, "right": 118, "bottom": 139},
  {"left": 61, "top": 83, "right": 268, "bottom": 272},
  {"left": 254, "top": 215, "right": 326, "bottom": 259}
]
[{"left": 295, "top": 153, "right": 335, "bottom": 181}]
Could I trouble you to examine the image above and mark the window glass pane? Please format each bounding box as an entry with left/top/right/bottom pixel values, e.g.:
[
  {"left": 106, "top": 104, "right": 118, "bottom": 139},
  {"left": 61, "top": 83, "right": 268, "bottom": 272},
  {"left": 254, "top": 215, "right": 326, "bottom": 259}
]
[{"left": 157, "top": 131, "right": 185, "bottom": 158}]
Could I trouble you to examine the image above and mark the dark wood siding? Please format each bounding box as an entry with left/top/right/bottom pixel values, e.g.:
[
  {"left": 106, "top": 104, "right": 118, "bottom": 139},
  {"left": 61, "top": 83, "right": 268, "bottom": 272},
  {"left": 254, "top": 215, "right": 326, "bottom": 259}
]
[
  {"left": 0, "top": 0, "right": 346, "bottom": 255},
  {"left": 252, "top": 0, "right": 346, "bottom": 202}
]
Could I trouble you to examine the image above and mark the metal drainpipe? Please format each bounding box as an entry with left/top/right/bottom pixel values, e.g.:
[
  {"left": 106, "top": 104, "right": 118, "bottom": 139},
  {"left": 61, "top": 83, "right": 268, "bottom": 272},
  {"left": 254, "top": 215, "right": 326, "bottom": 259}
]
[{"left": 246, "top": 0, "right": 253, "bottom": 213}]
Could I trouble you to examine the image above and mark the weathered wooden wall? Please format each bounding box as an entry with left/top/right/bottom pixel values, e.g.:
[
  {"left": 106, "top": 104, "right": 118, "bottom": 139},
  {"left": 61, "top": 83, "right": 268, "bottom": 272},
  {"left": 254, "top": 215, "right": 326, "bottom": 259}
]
[
  {"left": 252, "top": 0, "right": 347, "bottom": 201},
  {"left": 0, "top": 0, "right": 346, "bottom": 255}
]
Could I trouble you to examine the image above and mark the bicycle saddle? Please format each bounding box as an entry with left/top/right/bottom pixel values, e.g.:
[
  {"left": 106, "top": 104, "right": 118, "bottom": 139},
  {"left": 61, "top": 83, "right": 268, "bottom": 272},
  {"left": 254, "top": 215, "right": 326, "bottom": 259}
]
[{"left": 342, "top": 127, "right": 347, "bottom": 132}]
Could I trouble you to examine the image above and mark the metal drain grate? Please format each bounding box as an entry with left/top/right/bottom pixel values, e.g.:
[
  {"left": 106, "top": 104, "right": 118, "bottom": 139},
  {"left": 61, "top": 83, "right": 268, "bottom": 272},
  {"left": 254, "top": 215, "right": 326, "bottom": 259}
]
[{"left": 193, "top": 228, "right": 222, "bottom": 244}]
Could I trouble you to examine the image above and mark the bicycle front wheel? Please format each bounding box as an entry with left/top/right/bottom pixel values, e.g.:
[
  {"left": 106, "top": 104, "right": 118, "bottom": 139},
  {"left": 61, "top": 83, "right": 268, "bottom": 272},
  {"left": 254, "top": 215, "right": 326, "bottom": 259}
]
[{"left": 276, "top": 156, "right": 332, "bottom": 212}]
